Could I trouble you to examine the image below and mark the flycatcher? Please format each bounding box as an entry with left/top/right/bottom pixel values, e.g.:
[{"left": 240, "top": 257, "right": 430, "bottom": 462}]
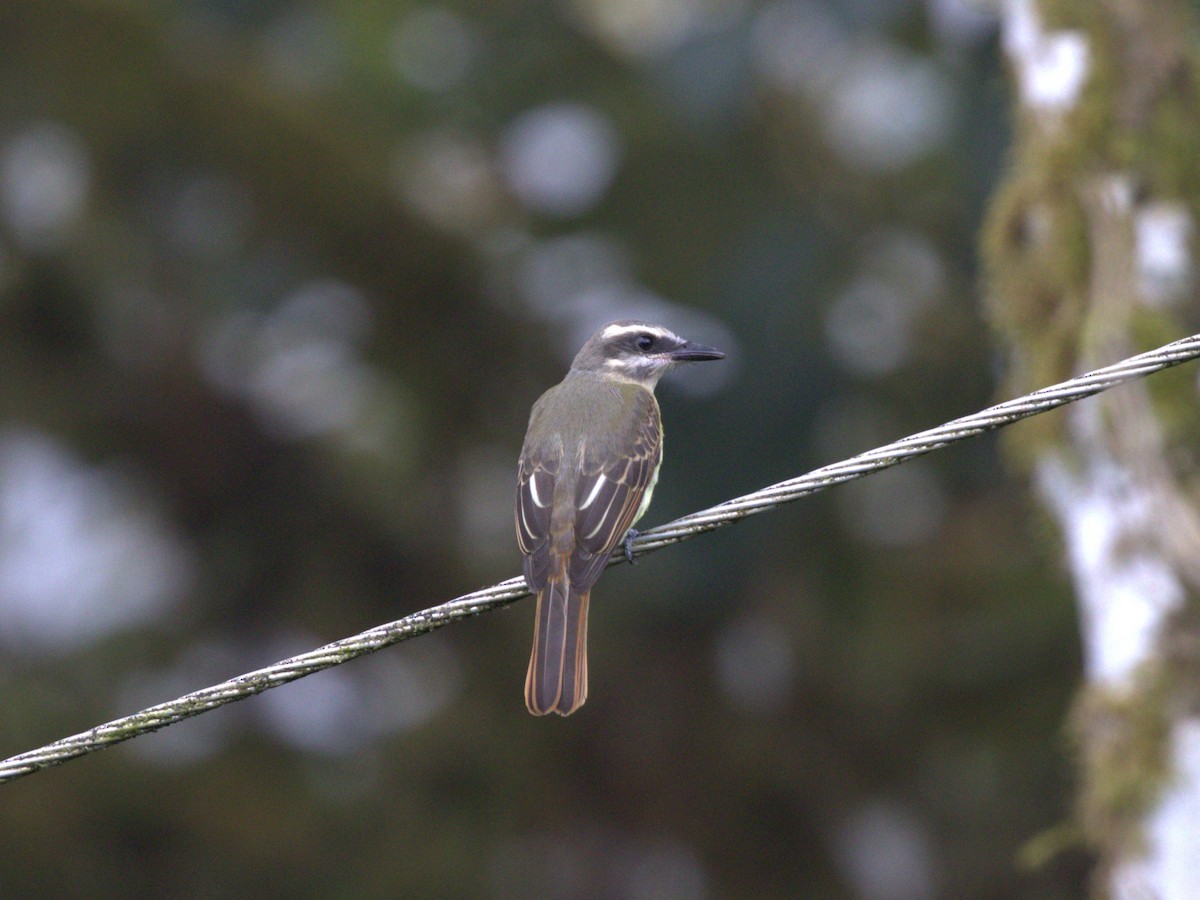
[{"left": 516, "top": 320, "right": 725, "bottom": 715}]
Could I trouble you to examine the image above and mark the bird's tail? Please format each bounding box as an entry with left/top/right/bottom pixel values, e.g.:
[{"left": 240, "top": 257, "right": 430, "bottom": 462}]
[{"left": 525, "top": 572, "right": 590, "bottom": 716}]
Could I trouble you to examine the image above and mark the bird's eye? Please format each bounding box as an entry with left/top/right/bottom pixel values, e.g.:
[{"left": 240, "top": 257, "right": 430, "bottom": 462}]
[{"left": 636, "top": 334, "right": 655, "bottom": 351}]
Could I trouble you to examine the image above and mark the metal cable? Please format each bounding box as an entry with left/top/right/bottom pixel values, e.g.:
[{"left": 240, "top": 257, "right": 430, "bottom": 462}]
[{"left": 3, "top": 332, "right": 1200, "bottom": 784}]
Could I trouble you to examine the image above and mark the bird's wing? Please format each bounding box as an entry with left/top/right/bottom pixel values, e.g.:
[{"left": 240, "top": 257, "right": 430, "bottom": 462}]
[
  {"left": 516, "top": 435, "right": 560, "bottom": 591},
  {"left": 569, "top": 390, "right": 662, "bottom": 589}
]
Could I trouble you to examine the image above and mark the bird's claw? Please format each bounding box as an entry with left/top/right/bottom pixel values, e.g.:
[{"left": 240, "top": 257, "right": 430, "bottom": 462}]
[{"left": 622, "top": 529, "right": 640, "bottom": 565}]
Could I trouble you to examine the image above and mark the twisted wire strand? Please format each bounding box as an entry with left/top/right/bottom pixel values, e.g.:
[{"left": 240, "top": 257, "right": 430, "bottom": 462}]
[{"left": 3, "top": 332, "right": 1200, "bottom": 784}]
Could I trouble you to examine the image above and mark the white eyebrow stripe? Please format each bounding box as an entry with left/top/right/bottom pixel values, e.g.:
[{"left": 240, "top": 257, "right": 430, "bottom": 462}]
[
  {"left": 578, "top": 475, "right": 607, "bottom": 510},
  {"left": 529, "top": 474, "right": 548, "bottom": 508},
  {"left": 600, "top": 323, "right": 676, "bottom": 341}
]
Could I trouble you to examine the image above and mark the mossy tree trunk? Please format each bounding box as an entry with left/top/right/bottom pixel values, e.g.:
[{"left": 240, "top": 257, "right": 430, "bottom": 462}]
[{"left": 984, "top": 0, "right": 1200, "bottom": 894}]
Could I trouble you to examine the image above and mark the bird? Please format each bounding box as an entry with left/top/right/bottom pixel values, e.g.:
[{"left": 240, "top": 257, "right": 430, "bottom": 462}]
[{"left": 515, "top": 320, "right": 725, "bottom": 715}]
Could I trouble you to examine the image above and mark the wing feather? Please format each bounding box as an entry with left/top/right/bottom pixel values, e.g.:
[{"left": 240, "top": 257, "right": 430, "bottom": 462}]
[
  {"left": 516, "top": 384, "right": 662, "bottom": 593},
  {"left": 568, "top": 391, "right": 661, "bottom": 589},
  {"left": 516, "top": 445, "right": 559, "bottom": 590}
]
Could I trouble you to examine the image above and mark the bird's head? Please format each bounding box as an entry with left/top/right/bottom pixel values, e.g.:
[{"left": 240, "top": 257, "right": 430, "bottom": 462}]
[{"left": 570, "top": 321, "right": 725, "bottom": 388}]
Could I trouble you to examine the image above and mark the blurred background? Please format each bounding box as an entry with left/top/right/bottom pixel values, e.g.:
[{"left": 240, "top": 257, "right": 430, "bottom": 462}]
[{"left": 0, "top": 0, "right": 1092, "bottom": 896}]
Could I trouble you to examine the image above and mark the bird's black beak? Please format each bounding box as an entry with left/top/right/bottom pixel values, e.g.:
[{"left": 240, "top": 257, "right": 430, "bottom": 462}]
[{"left": 669, "top": 341, "right": 725, "bottom": 362}]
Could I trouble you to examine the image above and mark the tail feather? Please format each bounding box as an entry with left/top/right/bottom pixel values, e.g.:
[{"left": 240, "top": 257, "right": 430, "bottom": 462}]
[{"left": 525, "top": 574, "right": 590, "bottom": 716}]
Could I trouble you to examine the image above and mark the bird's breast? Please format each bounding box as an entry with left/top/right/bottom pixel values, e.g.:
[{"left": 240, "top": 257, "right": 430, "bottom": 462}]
[{"left": 631, "top": 439, "right": 663, "bottom": 527}]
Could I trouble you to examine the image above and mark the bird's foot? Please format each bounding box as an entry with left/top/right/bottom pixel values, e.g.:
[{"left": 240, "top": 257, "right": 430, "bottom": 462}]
[{"left": 622, "top": 529, "right": 640, "bottom": 565}]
